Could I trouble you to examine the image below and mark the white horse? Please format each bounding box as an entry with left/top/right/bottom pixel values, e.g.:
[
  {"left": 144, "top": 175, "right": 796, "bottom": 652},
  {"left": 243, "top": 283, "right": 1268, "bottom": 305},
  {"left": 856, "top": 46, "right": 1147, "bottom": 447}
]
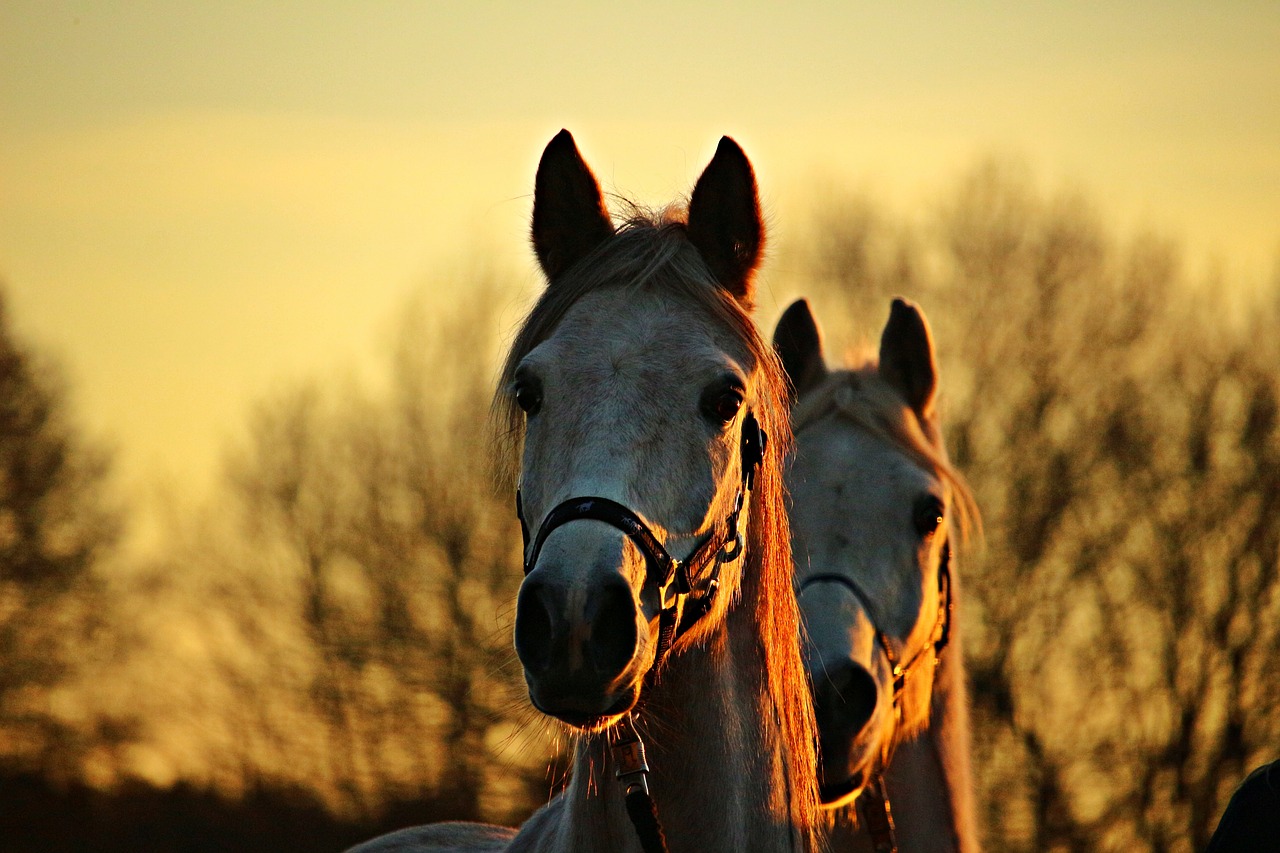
[
  {"left": 773, "top": 298, "right": 980, "bottom": 853},
  {"left": 350, "top": 132, "right": 820, "bottom": 852}
]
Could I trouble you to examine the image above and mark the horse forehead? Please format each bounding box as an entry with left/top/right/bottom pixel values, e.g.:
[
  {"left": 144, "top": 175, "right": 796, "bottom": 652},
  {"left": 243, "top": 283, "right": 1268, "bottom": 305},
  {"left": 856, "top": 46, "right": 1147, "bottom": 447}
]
[
  {"left": 792, "top": 417, "right": 936, "bottom": 508},
  {"left": 791, "top": 416, "right": 936, "bottom": 607},
  {"left": 519, "top": 289, "right": 742, "bottom": 505},
  {"left": 791, "top": 420, "right": 927, "bottom": 557},
  {"left": 551, "top": 289, "right": 742, "bottom": 372}
]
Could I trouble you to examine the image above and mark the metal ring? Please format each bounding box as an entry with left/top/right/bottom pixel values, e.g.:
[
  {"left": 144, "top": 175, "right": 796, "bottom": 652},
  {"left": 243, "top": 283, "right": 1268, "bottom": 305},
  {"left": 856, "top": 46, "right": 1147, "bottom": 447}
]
[{"left": 718, "top": 531, "right": 744, "bottom": 563}]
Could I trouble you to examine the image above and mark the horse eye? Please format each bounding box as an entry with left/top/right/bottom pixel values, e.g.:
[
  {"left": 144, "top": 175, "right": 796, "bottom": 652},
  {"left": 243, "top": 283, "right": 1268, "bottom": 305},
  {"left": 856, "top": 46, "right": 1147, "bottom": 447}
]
[
  {"left": 912, "top": 494, "right": 944, "bottom": 537},
  {"left": 703, "top": 387, "right": 744, "bottom": 425},
  {"left": 514, "top": 378, "right": 543, "bottom": 415}
]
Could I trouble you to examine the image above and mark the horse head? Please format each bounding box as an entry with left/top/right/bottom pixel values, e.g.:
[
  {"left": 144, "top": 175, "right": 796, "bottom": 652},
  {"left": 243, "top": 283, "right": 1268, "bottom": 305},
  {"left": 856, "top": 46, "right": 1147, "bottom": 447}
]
[
  {"left": 502, "top": 131, "right": 780, "bottom": 731},
  {"left": 776, "top": 297, "right": 972, "bottom": 809}
]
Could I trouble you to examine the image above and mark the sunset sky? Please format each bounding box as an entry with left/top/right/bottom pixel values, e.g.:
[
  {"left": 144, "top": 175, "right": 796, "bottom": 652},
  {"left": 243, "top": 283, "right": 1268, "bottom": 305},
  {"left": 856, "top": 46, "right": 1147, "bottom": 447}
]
[{"left": 2, "top": 2, "right": 1277, "bottom": 528}]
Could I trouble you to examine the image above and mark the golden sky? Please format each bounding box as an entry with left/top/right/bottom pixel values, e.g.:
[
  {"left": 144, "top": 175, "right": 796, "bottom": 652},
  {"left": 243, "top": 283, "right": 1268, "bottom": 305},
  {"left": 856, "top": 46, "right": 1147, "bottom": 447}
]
[{"left": 2, "top": 2, "right": 1277, "bottom": 516}]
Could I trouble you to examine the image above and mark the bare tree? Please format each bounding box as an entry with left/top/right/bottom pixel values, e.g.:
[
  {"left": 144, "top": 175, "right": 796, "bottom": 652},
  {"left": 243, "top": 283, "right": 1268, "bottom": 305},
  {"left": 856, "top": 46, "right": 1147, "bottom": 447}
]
[
  {"left": 209, "top": 281, "right": 535, "bottom": 820},
  {"left": 0, "top": 287, "right": 128, "bottom": 779}
]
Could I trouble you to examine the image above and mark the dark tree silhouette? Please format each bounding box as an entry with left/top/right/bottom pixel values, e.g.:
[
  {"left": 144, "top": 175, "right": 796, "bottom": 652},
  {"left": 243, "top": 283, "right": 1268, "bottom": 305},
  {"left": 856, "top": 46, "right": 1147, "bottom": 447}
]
[
  {"left": 199, "top": 285, "right": 540, "bottom": 822},
  {"left": 0, "top": 287, "right": 125, "bottom": 778}
]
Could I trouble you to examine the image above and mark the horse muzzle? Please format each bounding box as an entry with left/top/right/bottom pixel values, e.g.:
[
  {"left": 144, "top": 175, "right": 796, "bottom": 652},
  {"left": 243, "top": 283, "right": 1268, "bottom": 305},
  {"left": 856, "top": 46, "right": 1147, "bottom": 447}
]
[
  {"left": 514, "top": 567, "right": 646, "bottom": 729},
  {"left": 810, "top": 655, "right": 881, "bottom": 808}
]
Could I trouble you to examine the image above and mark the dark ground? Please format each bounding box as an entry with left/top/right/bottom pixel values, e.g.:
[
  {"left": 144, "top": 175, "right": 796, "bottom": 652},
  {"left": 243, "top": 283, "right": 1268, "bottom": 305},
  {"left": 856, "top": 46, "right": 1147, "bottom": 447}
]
[{"left": 0, "top": 771, "right": 478, "bottom": 853}]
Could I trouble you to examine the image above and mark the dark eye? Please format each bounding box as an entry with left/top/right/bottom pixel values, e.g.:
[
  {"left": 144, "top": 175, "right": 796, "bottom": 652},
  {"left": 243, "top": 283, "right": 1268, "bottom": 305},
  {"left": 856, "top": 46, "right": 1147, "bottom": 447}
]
[
  {"left": 702, "top": 382, "right": 744, "bottom": 425},
  {"left": 513, "top": 376, "right": 543, "bottom": 415},
  {"left": 912, "top": 494, "right": 944, "bottom": 538}
]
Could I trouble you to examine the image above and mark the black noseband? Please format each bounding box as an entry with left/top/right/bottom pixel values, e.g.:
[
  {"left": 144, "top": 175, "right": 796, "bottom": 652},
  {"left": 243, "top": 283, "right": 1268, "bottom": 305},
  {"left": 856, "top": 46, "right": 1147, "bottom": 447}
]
[
  {"left": 516, "top": 410, "right": 766, "bottom": 634},
  {"left": 520, "top": 494, "right": 708, "bottom": 610},
  {"left": 798, "top": 541, "right": 953, "bottom": 705}
]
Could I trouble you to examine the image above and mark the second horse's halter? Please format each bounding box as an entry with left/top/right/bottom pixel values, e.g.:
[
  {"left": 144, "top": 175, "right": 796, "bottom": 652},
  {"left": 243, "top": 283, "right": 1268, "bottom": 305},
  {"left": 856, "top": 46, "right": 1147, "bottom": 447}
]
[{"left": 798, "top": 540, "right": 953, "bottom": 853}]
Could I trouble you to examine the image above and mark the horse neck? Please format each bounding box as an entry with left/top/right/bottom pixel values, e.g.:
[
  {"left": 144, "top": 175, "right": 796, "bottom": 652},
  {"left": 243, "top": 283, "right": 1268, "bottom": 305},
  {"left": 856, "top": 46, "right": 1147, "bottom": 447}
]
[
  {"left": 883, "top": 623, "right": 979, "bottom": 853},
  {"left": 547, "top": 554, "right": 813, "bottom": 852}
]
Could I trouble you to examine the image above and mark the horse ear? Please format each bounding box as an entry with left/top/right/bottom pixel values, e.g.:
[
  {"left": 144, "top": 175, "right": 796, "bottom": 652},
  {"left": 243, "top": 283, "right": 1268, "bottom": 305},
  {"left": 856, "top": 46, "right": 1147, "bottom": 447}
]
[
  {"left": 879, "top": 297, "right": 938, "bottom": 421},
  {"left": 687, "top": 136, "right": 765, "bottom": 306},
  {"left": 773, "top": 299, "right": 827, "bottom": 402},
  {"left": 531, "top": 129, "right": 615, "bottom": 281}
]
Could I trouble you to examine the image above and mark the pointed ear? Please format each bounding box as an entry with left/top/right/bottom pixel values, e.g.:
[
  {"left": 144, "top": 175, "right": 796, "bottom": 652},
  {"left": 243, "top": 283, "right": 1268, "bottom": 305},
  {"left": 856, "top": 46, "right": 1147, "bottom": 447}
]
[
  {"left": 687, "top": 136, "right": 765, "bottom": 306},
  {"left": 773, "top": 299, "right": 827, "bottom": 402},
  {"left": 531, "top": 130, "right": 615, "bottom": 280},
  {"left": 879, "top": 297, "right": 938, "bottom": 420}
]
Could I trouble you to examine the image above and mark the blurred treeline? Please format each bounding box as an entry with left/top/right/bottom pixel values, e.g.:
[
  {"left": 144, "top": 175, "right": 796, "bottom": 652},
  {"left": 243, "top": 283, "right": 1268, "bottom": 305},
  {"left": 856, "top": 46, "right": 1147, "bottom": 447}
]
[
  {"left": 1, "top": 162, "right": 1277, "bottom": 853},
  {"left": 0, "top": 282, "right": 551, "bottom": 850}
]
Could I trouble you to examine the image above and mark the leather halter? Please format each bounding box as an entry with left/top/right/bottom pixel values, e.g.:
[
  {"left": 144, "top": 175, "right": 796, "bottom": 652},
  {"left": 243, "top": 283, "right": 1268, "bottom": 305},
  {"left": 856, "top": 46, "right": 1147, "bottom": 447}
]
[
  {"left": 799, "top": 540, "right": 952, "bottom": 708},
  {"left": 514, "top": 411, "right": 768, "bottom": 853},
  {"left": 798, "top": 539, "right": 953, "bottom": 853},
  {"left": 517, "top": 410, "right": 765, "bottom": 656}
]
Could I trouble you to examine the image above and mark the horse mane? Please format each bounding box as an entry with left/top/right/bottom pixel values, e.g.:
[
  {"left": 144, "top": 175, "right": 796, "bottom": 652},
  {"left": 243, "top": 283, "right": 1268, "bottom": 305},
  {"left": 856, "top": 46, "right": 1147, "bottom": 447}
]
[
  {"left": 791, "top": 363, "right": 980, "bottom": 545},
  {"left": 492, "top": 208, "right": 821, "bottom": 839}
]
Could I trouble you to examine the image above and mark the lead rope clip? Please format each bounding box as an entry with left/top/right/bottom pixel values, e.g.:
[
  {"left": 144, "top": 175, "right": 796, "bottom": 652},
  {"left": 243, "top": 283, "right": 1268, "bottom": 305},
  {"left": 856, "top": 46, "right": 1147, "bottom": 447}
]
[
  {"left": 611, "top": 714, "right": 651, "bottom": 797},
  {"left": 612, "top": 714, "right": 669, "bottom": 853}
]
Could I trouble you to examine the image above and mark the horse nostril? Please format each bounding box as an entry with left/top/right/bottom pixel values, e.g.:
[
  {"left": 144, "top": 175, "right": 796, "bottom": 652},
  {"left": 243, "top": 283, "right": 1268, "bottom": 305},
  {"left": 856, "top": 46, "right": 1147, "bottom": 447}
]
[
  {"left": 587, "top": 576, "right": 638, "bottom": 678},
  {"left": 838, "top": 664, "right": 878, "bottom": 735},
  {"left": 514, "top": 578, "right": 556, "bottom": 674},
  {"left": 815, "top": 659, "right": 878, "bottom": 738}
]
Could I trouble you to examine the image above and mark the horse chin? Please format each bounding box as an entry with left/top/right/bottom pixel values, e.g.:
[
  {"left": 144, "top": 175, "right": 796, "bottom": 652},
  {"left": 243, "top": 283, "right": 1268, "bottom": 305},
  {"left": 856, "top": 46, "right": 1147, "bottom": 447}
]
[
  {"left": 530, "top": 685, "right": 640, "bottom": 732},
  {"left": 817, "top": 734, "right": 879, "bottom": 809},
  {"left": 817, "top": 769, "right": 866, "bottom": 810}
]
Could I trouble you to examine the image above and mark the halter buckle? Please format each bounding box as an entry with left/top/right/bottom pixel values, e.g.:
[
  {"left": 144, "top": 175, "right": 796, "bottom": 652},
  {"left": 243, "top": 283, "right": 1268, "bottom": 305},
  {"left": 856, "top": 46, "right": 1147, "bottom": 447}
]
[
  {"left": 718, "top": 531, "right": 744, "bottom": 563},
  {"left": 656, "top": 562, "right": 687, "bottom": 611}
]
